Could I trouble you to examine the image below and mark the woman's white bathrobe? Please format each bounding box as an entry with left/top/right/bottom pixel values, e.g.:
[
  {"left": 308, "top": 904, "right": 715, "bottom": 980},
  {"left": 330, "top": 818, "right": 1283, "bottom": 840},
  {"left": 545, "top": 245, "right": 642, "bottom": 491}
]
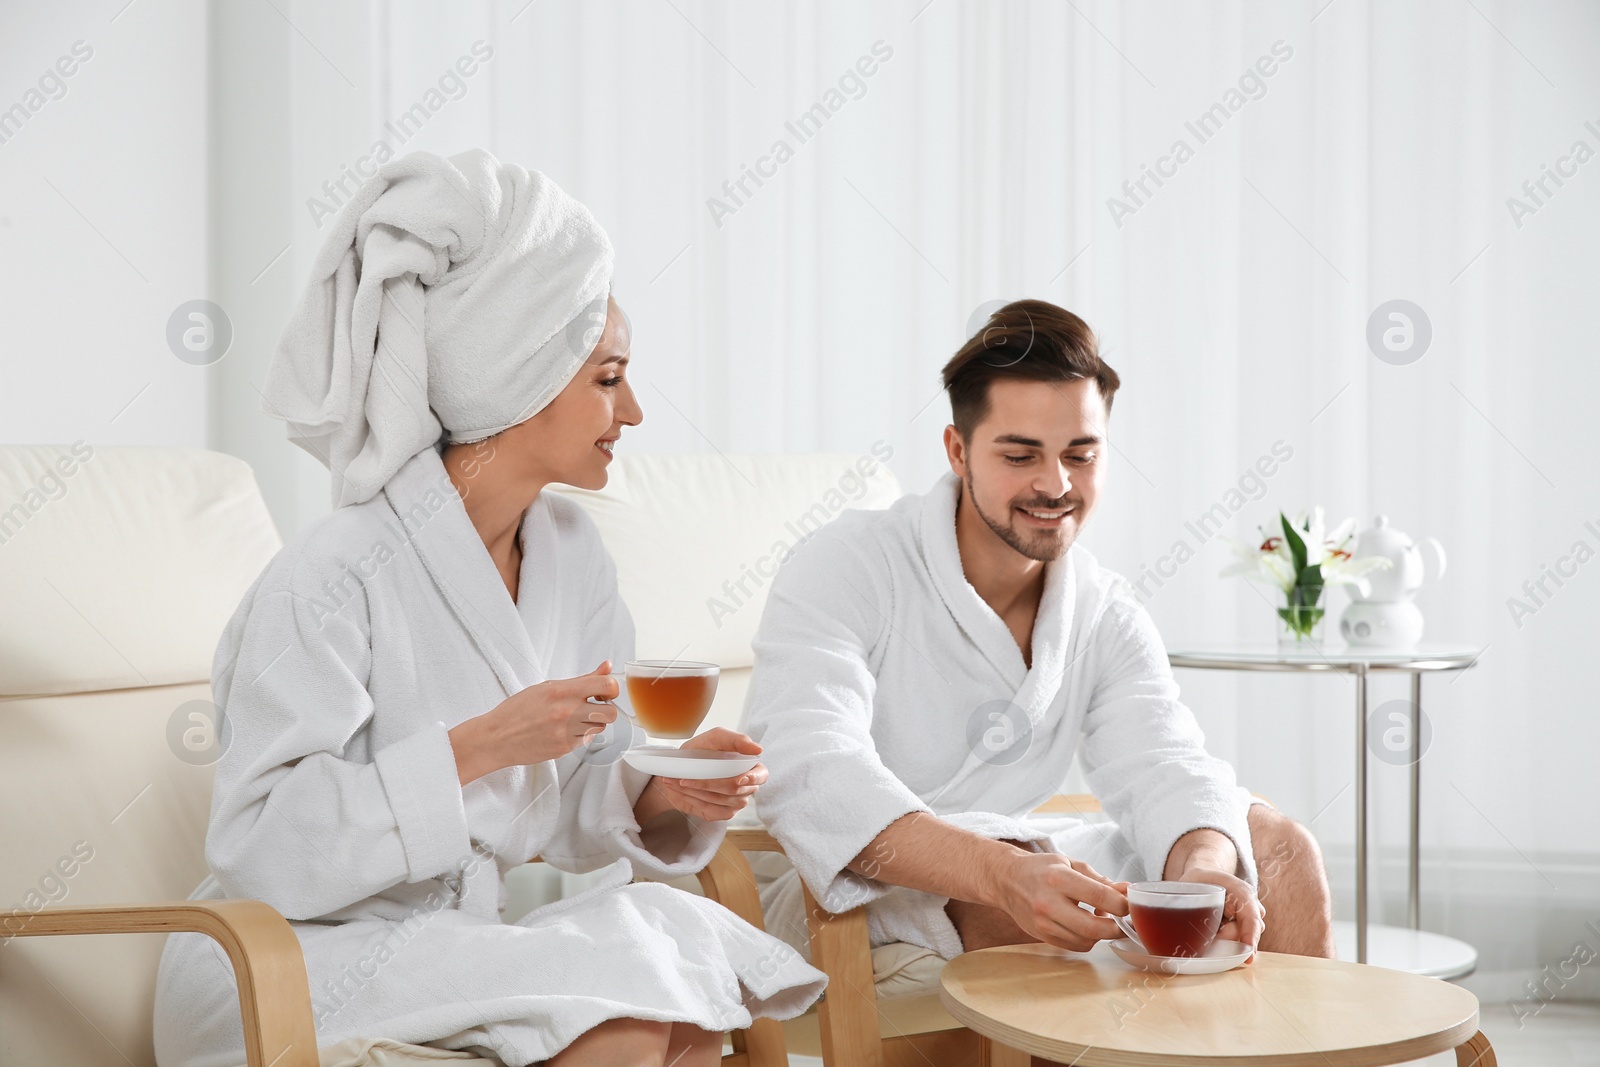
[
  {"left": 152, "top": 446, "right": 825, "bottom": 1067},
  {"left": 742, "top": 472, "right": 1261, "bottom": 961}
]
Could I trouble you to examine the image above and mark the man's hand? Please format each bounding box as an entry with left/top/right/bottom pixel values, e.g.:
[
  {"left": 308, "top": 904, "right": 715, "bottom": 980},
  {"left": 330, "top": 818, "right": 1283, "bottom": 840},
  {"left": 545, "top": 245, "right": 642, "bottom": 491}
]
[
  {"left": 1177, "top": 865, "right": 1265, "bottom": 959},
  {"left": 991, "top": 850, "right": 1129, "bottom": 952},
  {"left": 1163, "top": 827, "right": 1262, "bottom": 960}
]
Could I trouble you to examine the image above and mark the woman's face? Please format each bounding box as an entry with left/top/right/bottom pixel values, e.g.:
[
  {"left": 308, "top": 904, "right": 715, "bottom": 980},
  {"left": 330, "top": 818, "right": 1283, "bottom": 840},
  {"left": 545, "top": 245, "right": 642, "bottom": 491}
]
[{"left": 506, "top": 295, "right": 642, "bottom": 491}]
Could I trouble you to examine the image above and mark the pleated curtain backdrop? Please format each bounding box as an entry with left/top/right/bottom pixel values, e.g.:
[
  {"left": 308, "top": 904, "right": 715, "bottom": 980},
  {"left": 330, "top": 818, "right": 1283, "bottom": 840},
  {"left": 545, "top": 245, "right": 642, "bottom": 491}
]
[{"left": 209, "top": 0, "right": 1600, "bottom": 1001}]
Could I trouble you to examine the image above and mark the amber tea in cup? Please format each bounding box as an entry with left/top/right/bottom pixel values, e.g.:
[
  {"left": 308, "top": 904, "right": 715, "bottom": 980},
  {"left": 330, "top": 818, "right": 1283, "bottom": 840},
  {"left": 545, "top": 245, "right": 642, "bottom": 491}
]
[{"left": 624, "top": 660, "right": 719, "bottom": 739}]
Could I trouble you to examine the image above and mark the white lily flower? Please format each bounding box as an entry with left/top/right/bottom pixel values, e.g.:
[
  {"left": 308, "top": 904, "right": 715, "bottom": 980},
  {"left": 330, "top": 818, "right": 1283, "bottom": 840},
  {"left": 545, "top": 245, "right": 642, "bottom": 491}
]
[
  {"left": 1325, "top": 515, "right": 1358, "bottom": 550},
  {"left": 1320, "top": 552, "right": 1391, "bottom": 597},
  {"left": 1219, "top": 532, "right": 1297, "bottom": 593},
  {"left": 1258, "top": 552, "right": 1298, "bottom": 593},
  {"left": 1300, "top": 507, "right": 1327, "bottom": 565},
  {"left": 1220, "top": 508, "right": 1391, "bottom": 598}
]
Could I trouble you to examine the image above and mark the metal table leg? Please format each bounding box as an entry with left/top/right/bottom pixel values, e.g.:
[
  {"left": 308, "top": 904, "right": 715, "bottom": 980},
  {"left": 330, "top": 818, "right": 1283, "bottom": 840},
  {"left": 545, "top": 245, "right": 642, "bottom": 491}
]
[
  {"left": 1355, "top": 663, "right": 1369, "bottom": 964},
  {"left": 1409, "top": 672, "right": 1422, "bottom": 930}
]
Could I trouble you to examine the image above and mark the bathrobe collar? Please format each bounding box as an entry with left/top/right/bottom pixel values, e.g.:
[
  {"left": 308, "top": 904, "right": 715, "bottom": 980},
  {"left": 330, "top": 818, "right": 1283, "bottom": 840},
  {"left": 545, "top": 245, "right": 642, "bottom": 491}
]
[
  {"left": 919, "top": 471, "right": 1077, "bottom": 727},
  {"left": 383, "top": 445, "right": 543, "bottom": 699}
]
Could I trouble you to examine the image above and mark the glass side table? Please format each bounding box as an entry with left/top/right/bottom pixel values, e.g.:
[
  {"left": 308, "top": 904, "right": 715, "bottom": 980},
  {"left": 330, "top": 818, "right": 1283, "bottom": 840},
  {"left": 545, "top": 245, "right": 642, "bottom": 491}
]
[{"left": 1167, "top": 642, "right": 1482, "bottom": 978}]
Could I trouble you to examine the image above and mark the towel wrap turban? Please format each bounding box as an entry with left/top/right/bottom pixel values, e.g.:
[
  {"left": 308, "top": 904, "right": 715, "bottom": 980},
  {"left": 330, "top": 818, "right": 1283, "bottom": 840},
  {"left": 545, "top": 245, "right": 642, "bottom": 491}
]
[{"left": 262, "top": 148, "right": 614, "bottom": 507}]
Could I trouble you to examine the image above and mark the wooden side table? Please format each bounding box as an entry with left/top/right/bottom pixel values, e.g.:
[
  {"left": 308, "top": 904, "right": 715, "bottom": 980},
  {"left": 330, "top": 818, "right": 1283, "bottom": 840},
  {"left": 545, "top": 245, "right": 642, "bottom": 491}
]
[{"left": 940, "top": 943, "right": 1495, "bottom": 1067}]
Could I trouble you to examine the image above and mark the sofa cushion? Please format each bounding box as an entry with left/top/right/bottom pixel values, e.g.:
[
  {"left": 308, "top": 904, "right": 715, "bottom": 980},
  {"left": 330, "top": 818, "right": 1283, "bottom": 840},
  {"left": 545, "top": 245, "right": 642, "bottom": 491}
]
[
  {"left": 548, "top": 450, "right": 900, "bottom": 670},
  {"left": 0, "top": 445, "right": 281, "bottom": 696}
]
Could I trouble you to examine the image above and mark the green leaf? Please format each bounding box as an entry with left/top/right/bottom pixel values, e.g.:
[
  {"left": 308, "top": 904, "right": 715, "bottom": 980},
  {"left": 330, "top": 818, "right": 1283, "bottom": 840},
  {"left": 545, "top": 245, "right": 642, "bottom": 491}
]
[
  {"left": 1298, "top": 562, "right": 1325, "bottom": 603},
  {"left": 1277, "top": 604, "right": 1325, "bottom": 637},
  {"left": 1280, "top": 513, "right": 1307, "bottom": 576}
]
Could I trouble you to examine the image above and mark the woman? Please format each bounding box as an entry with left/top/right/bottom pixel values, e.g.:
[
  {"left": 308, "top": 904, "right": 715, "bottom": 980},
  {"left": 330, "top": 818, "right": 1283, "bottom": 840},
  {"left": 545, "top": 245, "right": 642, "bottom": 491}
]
[{"left": 152, "top": 149, "right": 825, "bottom": 1067}]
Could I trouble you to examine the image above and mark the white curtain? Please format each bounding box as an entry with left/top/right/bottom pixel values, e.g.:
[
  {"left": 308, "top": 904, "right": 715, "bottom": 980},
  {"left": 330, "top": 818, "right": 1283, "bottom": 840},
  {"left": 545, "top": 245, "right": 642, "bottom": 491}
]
[{"left": 213, "top": 0, "right": 1600, "bottom": 999}]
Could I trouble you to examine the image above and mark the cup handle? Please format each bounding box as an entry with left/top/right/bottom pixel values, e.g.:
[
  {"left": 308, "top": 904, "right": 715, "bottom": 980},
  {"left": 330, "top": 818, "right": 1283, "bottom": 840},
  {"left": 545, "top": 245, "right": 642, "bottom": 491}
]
[
  {"left": 1112, "top": 911, "right": 1143, "bottom": 948},
  {"left": 586, "top": 695, "right": 633, "bottom": 720}
]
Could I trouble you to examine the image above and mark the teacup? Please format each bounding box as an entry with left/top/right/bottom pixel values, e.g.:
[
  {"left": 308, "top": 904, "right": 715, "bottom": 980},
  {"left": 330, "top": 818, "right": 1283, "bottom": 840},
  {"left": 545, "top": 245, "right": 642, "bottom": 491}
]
[
  {"left": 1112, "top": 881, "right": 1225, "bottom": 958},
  {"left": 623, "top": 659, "right": 719, "bottom": 740}
]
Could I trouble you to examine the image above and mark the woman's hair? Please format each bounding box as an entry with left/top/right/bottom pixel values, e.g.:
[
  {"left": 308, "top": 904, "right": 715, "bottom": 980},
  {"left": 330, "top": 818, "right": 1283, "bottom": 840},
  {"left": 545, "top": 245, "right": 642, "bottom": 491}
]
[{"left": 940, "top": 299, "right": 1121, "bottom": 438}]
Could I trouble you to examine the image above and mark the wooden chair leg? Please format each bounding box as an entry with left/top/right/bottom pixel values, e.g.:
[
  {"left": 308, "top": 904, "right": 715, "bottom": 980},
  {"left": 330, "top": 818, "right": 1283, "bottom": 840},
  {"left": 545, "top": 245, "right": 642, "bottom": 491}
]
[
  {"left": 802, "top": 879, "right": 883, "bottom": 1067},
  {"left": 695, "top": 841, "right": 788, "bottom": 1067},
  {"left": 1455, "top": 1030, "right": 1497, "bottom": 1067}
]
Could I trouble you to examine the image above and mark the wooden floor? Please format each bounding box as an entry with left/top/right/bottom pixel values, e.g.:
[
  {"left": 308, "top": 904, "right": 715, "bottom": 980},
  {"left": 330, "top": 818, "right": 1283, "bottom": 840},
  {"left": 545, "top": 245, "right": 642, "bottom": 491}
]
[{"left": 783, "top": 1000, "right": 1600, "bottom": 1066}]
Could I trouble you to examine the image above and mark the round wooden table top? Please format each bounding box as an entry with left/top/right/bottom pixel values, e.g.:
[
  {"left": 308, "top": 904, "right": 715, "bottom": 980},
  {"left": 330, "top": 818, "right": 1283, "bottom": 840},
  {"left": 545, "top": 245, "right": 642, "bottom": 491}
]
[{"left": 939, "top": 944, "right": 1482, "bottom": 1067}]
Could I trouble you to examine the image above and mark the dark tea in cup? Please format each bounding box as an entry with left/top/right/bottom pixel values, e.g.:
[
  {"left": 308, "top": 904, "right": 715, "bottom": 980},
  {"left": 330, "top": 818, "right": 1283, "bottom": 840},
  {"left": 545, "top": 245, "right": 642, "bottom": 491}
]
[{"left": 1124, "top": 881, "right": 1225, "bottom": 958}]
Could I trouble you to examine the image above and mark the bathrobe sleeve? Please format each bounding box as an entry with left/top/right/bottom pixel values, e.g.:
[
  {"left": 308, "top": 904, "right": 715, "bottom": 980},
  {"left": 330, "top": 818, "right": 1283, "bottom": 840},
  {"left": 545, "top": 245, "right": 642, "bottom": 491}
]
[
  {"left": 205, "top": 588, "right": 474, "bottom": 921},
  {"left": 743, "top": 528, "right": 932, "bottom": 912},
  {"left": 1077, "top": 591, "right": 1257, "bottom": 887},
  {"left": 536, "top": 527, "right": 725, "bottom": 881}
]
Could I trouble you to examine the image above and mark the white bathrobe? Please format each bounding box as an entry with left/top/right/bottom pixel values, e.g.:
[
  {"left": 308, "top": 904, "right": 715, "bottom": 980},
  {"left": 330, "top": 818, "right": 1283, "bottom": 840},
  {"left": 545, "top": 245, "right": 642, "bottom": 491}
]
[
  {"left": 742, "top": 472, "right": 1259, "bottom": 961},
  {"left": 152, "top": 446, "right": 825, "bottom": 1067}
]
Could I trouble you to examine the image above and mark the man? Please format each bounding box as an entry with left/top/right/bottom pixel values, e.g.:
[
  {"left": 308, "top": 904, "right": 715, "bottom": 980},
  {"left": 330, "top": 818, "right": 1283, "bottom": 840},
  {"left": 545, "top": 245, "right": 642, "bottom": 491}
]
[{"left": 741, "top": 299, "right": 1334, "bottom": 967}]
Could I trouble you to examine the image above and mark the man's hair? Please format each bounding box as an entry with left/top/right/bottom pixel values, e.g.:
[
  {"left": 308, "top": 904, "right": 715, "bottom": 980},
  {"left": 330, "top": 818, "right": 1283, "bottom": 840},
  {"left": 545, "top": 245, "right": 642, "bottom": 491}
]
[{"left": 941, "top": 299, "right": 1121, "bottom": 438}]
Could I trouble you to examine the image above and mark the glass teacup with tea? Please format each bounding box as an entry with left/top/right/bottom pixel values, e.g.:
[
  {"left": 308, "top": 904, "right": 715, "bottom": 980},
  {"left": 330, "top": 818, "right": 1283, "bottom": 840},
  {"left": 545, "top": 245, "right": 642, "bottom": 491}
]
[
  {"left": 612, "top": 659, "right": 762, "bottom": 781},
  {"left": 1112, "top": 881, "right": 1225, "bottom": 958},
  {"left": 623, "top": 659, "right": 720, "bottom": 740}
]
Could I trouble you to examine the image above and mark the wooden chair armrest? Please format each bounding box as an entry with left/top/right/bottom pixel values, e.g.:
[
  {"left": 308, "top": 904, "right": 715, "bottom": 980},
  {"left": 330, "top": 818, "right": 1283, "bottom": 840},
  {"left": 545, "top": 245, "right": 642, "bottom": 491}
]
[
  {"left": 724, "top": 826, "right": 785, "bottom": 853},
  {"left": 1031, "top": 792, "right": 1275, "bottom": 815},
  {"left": 1032, "top": 793, "right": 1103, "bottom": 815},
  {"left": 12, "top": 899, "right": 318, "bottom": 1067}
]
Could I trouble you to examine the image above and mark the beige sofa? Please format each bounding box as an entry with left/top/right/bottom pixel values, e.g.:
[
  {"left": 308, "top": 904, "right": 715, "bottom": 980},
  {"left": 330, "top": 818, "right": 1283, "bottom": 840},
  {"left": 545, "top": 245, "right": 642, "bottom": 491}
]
[{"left": 0, "top": 443, "right": 907, "bottom": 1066}]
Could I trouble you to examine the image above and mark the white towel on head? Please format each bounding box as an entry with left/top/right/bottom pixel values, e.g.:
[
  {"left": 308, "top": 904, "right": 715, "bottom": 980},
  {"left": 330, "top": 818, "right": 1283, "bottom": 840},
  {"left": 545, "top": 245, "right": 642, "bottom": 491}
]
[{"left": 263, "top": 147, "right": 614, "bottom": 507}]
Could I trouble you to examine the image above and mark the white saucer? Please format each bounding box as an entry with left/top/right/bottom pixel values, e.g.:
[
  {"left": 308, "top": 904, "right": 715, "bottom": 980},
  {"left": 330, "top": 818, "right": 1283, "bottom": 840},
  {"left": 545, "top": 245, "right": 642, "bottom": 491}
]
[
  {"left": 1108, "top": 938, "right": 1253, "bottom": 975},
  {"left": 621, "top": 745, "right": 760, "bottom": 780}
]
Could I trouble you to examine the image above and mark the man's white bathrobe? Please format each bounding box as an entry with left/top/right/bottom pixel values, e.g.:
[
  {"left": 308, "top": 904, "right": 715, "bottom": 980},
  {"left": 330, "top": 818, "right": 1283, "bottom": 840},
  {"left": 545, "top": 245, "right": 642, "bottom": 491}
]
[
  {"left": 152, "top": 447, "right": 825, "bottom": 1067},
  {"left": 742, "top": 472, "right": 1260, "bottom": 961}
]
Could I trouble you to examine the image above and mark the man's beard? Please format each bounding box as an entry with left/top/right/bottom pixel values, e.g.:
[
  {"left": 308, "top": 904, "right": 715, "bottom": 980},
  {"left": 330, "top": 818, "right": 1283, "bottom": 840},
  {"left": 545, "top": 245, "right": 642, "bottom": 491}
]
[{"left": 965, "top": 470, "right": 1076, "bottom": 563}]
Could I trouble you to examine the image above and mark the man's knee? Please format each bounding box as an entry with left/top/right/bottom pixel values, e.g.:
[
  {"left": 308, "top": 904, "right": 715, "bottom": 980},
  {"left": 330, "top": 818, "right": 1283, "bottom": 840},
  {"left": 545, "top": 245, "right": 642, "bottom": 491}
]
[
  {"left": 947, "top": 898, "right": 1033, "bottom": 952},
  {"left": 1248, "top": 805, "right": 1336, "bottom": 957},
  {"left": 1248, "top": 804, "right": 1327, "bottom": 890}
]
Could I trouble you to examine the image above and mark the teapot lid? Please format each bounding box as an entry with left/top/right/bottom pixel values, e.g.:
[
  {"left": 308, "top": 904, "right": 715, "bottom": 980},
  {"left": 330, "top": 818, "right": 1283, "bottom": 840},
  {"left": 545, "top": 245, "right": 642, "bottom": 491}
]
[{"left": 1358, "top": 514, "right": 1410, "bottom": 556}]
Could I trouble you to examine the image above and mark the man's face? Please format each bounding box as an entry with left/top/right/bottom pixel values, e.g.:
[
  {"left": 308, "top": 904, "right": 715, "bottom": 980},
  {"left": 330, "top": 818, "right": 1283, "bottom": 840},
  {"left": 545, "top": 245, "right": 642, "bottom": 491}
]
[{"left": 946, "top": 377, "right": 1108, "bottom": 562}]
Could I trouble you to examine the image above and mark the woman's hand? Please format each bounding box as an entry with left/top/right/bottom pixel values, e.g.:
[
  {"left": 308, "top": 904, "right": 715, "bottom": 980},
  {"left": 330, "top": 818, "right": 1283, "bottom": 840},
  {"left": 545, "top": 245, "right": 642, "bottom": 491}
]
[
  {"left": 449, "top": 662, "right": 619, "bottom": 786},
  {"left": 636, "top": 728, "right": 766, "bottom": 824}
]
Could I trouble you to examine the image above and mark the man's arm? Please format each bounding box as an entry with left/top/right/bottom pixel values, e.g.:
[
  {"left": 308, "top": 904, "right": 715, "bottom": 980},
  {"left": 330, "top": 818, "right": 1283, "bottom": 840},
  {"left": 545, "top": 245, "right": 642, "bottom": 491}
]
[
  {"left": 844, "top": 811, "right": 1021, "bottom": 900},
  {"left": 1163, "top": 827, "right": 1238, "bottom": 879},
  {"left": 846, "top": 810, "right": 1128, "bottom": 951},
  {"left": 1079, "top": 591, "right": 1258, "bottom": 889},
  {"left": 1077, "top": 589, "right": 1268, "bottom": 950}
]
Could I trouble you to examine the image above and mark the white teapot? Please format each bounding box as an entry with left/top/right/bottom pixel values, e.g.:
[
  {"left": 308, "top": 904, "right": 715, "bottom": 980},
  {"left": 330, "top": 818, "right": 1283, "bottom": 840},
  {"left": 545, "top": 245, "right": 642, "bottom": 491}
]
[{"left": 1339, "top": 515, "right": 1447, "bottom": 648}]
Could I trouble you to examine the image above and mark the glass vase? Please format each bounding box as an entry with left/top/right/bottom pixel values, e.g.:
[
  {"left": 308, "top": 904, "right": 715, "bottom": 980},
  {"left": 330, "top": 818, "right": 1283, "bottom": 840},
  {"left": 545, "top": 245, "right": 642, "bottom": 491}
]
[{"left": 1276, "top": 588, "right": 1327, "bottom": 649}]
